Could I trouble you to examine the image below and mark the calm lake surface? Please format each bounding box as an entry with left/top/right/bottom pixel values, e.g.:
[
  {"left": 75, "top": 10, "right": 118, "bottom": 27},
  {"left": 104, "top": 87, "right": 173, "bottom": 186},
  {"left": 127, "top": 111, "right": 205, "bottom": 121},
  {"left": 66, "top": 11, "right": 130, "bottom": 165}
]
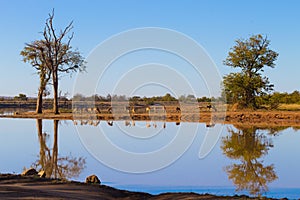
[{"left": 1, "top": 118, "right": 300, "bottom": 199}]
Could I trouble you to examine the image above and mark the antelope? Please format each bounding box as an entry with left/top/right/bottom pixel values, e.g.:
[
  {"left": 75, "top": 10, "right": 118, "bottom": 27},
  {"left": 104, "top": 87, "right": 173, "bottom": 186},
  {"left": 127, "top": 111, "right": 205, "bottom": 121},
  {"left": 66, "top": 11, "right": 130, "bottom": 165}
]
[
  {"left": 207, "top": 104, "right": 217, "bottom": 111},
  {"left": 94, "top": 107, "right": 101, "bottom": 114}
]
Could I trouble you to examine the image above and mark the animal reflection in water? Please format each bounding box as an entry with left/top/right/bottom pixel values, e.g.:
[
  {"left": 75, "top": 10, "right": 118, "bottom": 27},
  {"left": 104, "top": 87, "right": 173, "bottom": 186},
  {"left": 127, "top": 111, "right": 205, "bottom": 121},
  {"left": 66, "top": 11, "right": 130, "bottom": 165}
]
[
  {"left": 73, "top": 119, "right": 167, "bottom": 129},
  {"left": 206, "top": 122, "right": 215, "bottom": 128},
  {"left": 107, "top": 121, "right": 113, "bottom": 126},
  {"left": 124, "top": 120, "right": 166, "bottom": 129},
  {"left": 73, "top": 119, "right": 113, "bottom": 127},
  {"left": 73, "top": 119, "right": 100, "bottom": 126},
  {"left": 124, "top": 120, "right": 135, "bottom": 127}
]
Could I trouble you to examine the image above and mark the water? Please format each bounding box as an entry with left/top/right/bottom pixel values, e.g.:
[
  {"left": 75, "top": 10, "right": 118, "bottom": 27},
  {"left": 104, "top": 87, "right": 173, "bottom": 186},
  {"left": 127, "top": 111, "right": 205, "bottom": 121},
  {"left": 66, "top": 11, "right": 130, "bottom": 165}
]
[{"left": 0, "top": 118, "right": 300, "bottom": 199}]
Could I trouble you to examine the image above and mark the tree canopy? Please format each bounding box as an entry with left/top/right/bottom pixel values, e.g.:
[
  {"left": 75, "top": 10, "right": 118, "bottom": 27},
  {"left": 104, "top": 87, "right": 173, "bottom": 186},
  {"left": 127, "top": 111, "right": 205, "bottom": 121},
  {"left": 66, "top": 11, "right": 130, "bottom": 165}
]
[{"left": 223, "top": 34, "right": 279, "bottom": 108}]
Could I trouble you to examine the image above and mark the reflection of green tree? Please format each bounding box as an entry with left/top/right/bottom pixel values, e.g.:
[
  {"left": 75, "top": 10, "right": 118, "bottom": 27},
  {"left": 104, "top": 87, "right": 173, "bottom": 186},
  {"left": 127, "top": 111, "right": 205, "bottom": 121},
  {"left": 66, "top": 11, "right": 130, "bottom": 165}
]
[
  {"left": 292, "top": 126, "right": 300, "bottom": 131},
  {"left": 33, "top": 119, "right": 86, "bottom": 179},
  {"left": 260, "top": 126, "right": 289, "bottom": 135},
  {"left": 221, "top": 126, "right": 277, "bottom": 196}
]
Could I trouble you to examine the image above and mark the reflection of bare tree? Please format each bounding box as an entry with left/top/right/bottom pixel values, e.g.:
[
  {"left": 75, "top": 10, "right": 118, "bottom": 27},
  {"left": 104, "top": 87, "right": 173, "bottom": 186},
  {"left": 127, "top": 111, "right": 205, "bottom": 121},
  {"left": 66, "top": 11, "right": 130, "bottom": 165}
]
[
  {"left": 33, "top": 119, "right": 86, "bottom": 180},
  {"left": 221, "top": 126, "right": 277, "bottom": 196}
]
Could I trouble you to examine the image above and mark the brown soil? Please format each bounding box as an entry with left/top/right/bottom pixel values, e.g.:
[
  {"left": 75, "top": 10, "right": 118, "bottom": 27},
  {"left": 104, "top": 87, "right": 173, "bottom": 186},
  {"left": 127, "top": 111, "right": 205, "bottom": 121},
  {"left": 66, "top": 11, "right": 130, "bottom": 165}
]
[
  {"left": 1, "top": 109, "right": 300, "bottom": 127},
  {"left": 0, "top": 174, "right": 263, "bottom": 199}
]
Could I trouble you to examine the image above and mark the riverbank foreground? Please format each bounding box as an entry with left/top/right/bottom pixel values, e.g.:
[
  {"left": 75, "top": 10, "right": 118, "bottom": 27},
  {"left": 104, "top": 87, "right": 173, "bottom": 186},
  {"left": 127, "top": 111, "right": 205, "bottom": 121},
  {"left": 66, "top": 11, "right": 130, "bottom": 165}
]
[{"left": 0, "top": 173, "right": 273, "bottom": 199}]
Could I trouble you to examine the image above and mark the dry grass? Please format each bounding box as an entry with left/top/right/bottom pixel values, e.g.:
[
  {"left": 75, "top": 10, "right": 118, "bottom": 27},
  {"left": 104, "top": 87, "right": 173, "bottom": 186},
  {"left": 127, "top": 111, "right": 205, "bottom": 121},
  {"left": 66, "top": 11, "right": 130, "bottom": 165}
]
[{"left": 278, "top": 104, "right": 300, "bottom": 111}]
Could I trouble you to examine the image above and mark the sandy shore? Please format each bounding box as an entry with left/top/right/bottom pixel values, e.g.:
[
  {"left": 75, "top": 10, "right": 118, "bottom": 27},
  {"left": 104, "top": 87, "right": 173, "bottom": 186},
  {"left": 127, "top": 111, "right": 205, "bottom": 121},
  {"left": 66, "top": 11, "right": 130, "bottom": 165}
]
[{"left": 0, "top": 173, "right": 267, "bottom": 199}]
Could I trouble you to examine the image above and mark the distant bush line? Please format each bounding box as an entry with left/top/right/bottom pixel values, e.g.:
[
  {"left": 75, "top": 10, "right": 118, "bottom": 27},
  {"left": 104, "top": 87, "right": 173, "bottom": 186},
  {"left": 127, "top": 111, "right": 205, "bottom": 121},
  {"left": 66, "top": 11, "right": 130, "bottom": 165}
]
[{"left": 1, "top": 91, "right": 299, "bottom": 106}]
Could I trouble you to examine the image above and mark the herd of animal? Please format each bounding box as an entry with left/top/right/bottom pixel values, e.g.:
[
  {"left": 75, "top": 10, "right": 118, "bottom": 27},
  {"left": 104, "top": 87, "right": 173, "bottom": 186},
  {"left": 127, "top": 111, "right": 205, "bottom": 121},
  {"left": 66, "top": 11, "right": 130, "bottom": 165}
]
[
  {"left": 72, "top": 103, "right": 217, "bottom": 115},
  {"left": 72, "top": 103, "right": 217, "bottom": 128}
]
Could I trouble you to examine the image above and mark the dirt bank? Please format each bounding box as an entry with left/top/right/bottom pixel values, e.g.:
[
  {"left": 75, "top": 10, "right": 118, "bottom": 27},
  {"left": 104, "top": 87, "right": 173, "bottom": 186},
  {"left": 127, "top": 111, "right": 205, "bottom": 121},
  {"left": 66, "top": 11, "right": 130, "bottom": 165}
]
[{"left": 0, "top": 173, "right": 266, "bottom": 199}]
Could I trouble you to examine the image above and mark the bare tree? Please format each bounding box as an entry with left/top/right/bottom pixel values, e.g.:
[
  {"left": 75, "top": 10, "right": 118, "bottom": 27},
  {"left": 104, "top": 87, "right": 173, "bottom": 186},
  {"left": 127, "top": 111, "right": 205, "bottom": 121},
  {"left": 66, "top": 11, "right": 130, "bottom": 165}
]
[{"left": 21, "top": 10, "right": 85, "bottom": 114}]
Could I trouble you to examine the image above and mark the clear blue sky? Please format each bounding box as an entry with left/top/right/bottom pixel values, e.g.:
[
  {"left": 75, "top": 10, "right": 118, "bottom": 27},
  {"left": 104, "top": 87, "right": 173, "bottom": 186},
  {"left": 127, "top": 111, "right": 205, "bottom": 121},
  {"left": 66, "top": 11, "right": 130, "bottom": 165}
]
[{"left": 0, "top": 0, "right": 299, "bottom": 97}]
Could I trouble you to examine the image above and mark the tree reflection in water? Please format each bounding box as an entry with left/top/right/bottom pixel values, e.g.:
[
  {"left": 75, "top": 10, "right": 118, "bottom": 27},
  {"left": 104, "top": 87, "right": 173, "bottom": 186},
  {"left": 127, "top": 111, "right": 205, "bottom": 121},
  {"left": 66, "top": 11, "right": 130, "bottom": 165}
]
[
  {"left": 32, "top": 119, "right": 86, "bottom": 179},
  {"left": 221, "top": 126, "right": 278, "bottom": 196}
]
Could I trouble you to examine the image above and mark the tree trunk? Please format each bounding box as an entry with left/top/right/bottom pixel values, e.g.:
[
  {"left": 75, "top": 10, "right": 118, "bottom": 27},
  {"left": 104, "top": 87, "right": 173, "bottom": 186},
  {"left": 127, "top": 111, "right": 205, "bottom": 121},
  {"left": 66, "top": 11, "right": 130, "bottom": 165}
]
[
  {"left": 52, "top": 120, "right": 59, "bottom": 178},
  {"left": 36, "top": 89, "right": 43, "bottom": 114},
  {"left": 52, "top": 71, "right": 59, "bottom": 114},
  {"left": 37, "top": 119, "right": 46, "bottom": 173},
  {"left": 245, "top": 86, "right": 255, "bottom": 109},
  {"left": 36, "top": 119, "right": 44, "bottom": 163}
]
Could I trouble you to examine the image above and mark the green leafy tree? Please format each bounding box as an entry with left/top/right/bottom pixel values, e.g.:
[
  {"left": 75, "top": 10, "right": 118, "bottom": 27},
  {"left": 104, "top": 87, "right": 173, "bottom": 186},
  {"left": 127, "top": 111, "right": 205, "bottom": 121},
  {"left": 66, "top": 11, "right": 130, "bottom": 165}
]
[
  {"left": 197, "top": 96, "right": 211, "bottom": 102},
  {"left": 21, "top": 40, "right": 51, "bottom": 113},
  {"left": 223, "top": 34, "right": 278, "bottom": 108},
  {"left": 14, "top": 93, "right": 28, "bottom": 101},
  {"left": 161, "top": 93, "right": 177, "bottom": 101},
  {"left": 21, "top": 10, "right": 85, "bottom": 114}
]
